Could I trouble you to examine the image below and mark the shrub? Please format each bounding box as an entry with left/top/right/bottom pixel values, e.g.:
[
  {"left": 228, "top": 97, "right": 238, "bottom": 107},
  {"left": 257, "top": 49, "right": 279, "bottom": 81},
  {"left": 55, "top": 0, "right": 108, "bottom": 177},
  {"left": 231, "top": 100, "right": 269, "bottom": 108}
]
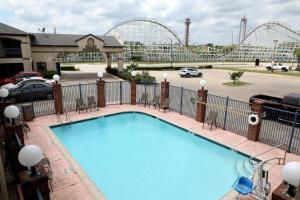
[
  {"left": 42, "top": 70, "right": 56, "bottom": 79},
  {"left": 105, "top": 67, "right": 118, "bottom": 76},
  {"left": 61, "top": 66, "right": 78, "bottom": 71},
  {"left": 229, "top": 71, "right": 244, "bottom": 84},
  {"left": 135, "top": 71, "right": 156, "bottom": 84}
]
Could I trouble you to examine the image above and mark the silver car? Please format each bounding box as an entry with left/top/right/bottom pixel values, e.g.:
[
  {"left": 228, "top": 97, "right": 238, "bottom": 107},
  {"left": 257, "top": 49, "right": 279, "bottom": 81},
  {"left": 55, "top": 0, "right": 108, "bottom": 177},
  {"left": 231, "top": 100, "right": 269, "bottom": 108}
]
[{"left": 178, "top": 68, "right": 202, "bottom": 77}]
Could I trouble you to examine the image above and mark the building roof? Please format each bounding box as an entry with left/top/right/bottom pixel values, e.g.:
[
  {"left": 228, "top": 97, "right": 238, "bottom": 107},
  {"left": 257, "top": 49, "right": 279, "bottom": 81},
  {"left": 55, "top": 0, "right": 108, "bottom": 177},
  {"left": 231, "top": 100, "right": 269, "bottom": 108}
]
[
  {"left": 31, "top": 33, "right": 123, "bottom": 47},
  {"left": 0, "top": 22, "right": 28, "bottom": 35}
]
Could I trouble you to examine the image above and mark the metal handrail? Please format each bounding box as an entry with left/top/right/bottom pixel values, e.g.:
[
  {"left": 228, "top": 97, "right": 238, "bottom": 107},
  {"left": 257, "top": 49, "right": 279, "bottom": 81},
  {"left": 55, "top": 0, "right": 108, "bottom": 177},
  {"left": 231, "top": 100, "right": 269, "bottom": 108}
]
[
  {"left": 65, "top": 110, "right": 71, "bottom": 123},
  {"left": 56, "top": 113, "right": 62, "bottom": 124},
  {"left": 249, "top": 143, "right": 287, "bottom": 166}
]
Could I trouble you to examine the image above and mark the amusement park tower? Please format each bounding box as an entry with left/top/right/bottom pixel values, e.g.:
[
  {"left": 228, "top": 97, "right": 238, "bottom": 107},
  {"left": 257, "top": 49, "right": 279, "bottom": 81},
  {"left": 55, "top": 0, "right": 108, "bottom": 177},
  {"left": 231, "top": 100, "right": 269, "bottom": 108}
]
[
  {"left": 238, "top": 15, "right": 247, "bottom": 44},
  {"left": 185, "top": 18, "right": 191, "bottom": 47}
]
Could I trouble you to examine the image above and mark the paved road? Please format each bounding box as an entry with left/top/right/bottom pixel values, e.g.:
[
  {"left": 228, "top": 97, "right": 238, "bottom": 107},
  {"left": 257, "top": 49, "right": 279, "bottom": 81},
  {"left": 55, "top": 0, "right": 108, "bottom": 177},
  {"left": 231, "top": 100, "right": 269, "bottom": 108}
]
[{"left": 147, "top": 69, "right": 300, "bottom": 102}]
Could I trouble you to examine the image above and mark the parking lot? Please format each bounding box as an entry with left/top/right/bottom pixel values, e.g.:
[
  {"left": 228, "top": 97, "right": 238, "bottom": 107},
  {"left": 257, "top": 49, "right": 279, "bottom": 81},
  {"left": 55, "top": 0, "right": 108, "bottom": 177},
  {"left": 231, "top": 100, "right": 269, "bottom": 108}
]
[{"left": 147, "top": 69, "right": 300, "bottom": 102}]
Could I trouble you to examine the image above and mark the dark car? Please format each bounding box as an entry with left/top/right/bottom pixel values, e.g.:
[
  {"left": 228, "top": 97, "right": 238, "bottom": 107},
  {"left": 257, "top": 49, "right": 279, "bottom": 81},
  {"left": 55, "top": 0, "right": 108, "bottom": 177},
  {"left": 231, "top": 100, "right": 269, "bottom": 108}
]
[
  {"left": 7, "top": 82, "right": 53, "bottom": 103},
  {"left": 0, "top": 71, "right": 43, "bottom": 86}
]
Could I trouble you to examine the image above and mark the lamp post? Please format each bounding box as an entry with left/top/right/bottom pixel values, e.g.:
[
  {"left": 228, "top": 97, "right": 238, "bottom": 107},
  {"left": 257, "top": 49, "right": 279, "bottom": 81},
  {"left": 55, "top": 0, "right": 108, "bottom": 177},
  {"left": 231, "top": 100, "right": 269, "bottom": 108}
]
[
  {"left": 200, "top": 79, "right": 206, "bottom": 90},
  {"left": 97, "top": 72, "right": 103, "bottom": 80},
  {"left": 168, "top": 38, "right": 173, "bottom": 68},
  {"left": 273, "top": 39, "right": 278, "bottom": 63},
  {"left": 0, "top": 88, "right": 9, "bottom": 102},
  {"left": 281, "top": 161, "right": 300, "bottom": 197},
  {"left": 4, "top": 105, "right": 20, "bottom": 125},
  {"left": 163, "top": 73, "right": 168, "bottom": 82},
  {"left": 18, "top": 145, "right": 44, "bottom": 176},
  {"left": 130, "top": 71, "right": 137, "bottom": 105},
  {"left": 53, "top": 74, "right": 60, "bottom": 84}
]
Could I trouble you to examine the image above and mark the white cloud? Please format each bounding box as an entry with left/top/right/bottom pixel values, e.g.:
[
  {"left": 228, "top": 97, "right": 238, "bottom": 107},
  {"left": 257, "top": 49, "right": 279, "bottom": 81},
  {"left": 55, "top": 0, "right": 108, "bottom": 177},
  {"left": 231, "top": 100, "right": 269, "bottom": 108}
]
[{"left": 0, "top": 0, "right": 299, "bottom": 44}]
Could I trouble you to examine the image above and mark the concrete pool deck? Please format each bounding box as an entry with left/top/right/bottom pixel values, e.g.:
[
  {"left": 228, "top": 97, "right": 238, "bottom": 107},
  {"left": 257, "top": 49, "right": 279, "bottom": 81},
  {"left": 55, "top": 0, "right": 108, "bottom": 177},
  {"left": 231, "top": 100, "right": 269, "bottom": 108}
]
[{"left": 24, "top": 105, "right": 300, "bottom": 199}]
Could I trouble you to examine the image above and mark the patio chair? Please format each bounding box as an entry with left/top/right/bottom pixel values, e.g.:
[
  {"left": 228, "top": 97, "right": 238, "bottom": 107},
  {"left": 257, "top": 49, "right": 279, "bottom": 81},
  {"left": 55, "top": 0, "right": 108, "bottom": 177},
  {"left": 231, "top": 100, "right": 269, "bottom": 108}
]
[
  {"left": 75, "top": 98, "right": 88, "bottom": 113},
  {"left": 233, "top": 176, "right": 255, "bottom": 198},
  {"left": 149, "top": 95, "right": 160, "bottom": 109},
  {"left": 138, "top": 93, "right": 148, "bottom": 107},
  {"left": 203, "top": 111, "right": 218, "bottom": 131},
  {"left": 160, "top": 98, "right": 170, "bottom": 113},
  {"left": 87, "top": 96, "right": 97, "bottom": 111}
]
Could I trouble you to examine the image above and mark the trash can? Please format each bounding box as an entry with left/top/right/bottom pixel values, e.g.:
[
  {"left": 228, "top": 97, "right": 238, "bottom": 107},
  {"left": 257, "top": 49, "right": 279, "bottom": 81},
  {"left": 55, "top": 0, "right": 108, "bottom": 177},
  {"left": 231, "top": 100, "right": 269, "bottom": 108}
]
[
  {"left": 22, "top": 104, "right": 34, "bottom": 122},
  {"left": 255, "top": 59, "right": 260, "bottom": 66}
]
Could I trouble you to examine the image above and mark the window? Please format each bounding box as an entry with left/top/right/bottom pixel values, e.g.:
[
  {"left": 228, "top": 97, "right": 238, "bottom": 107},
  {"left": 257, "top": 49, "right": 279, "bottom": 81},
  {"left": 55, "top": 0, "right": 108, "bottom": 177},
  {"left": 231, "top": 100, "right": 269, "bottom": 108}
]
[
  {"left": 87, "top": 38, "right": 95, "bottom": 48},
  {"left": 34, "top": 84, "right": 46, "bottom": 88}
]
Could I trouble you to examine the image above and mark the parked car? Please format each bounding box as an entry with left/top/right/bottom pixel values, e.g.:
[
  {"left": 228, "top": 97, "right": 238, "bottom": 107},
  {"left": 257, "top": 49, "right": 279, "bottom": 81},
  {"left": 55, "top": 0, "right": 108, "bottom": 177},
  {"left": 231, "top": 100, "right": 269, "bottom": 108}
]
[
  {"left": 7, "top": 82, "right": 53, "bottom": 103},
  {"left": 265, "top": 63, "right": 291, "bottom": 72},
  {"left": 1, "top": 77, "right": 54, "bottom": 90},
  {"left": 249, "top": 93, "right": 300, "bottom": 123},
  {"left": 0, "top": 71, "right": 43, "bottom": 86},
  {"left": 178, "top": 68, "right": 202, "bottom": 77}
]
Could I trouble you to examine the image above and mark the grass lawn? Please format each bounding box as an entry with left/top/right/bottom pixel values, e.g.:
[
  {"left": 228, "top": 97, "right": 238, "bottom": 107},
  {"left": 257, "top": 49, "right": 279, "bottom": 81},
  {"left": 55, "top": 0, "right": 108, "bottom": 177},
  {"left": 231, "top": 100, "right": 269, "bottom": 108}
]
[
  {"left": 223, "top": 81, "right": 250, "bottom": 87},
  {"left": 214, "top": 67, "right": 300, "bottom": 77}
]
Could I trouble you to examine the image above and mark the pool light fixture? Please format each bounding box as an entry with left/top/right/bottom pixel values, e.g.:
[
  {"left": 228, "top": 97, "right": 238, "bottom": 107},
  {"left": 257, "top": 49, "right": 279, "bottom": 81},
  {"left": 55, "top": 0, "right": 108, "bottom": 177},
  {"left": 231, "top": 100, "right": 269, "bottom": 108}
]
[
  {"left": 131, "top": 71, "right": 137, "bottom": 79},
  {"left": 0, "top": 88, "right": 9, "bottom": 102},
  {"left": 53, "top": 74, "right": 60, "bottom": 84},
  {"left": 4, "top": 105, "right": 20, "bottom": 125},
  {"left": 18, "top": 145, "right": 44, "bottom": 176},
  {"left": 200, "top": 79, "right": 206, "bottom": 90},
  {"left": 97, "top": 72, "right": 104, "bottom": 80},
  {"left": 163, "top": 73, "right": 168, "bottom": 82},
  {"left": 281, "top": 161, "right": 300, "bottom": 196}
]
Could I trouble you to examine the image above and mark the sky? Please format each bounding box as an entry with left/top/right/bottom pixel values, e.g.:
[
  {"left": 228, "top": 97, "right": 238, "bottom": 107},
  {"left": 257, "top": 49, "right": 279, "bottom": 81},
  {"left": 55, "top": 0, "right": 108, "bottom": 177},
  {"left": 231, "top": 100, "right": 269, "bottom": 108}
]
[{"left": 0, "top": 0, "right": 299, "bottom": 45}]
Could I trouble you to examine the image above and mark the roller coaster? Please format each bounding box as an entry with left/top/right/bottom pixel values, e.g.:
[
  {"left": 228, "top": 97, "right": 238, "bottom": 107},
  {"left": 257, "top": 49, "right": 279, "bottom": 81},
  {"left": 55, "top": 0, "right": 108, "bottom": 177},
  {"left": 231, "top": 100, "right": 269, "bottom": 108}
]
[{"left": 105, "top": 18, "right": 300, "bottom": 63}]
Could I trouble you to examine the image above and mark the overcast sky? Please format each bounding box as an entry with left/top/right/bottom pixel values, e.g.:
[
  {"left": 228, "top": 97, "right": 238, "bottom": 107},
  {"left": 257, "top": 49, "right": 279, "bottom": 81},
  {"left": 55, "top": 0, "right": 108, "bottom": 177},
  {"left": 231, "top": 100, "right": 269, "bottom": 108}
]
[{"left": 0, "top": 0, "right": 299, "bottom": 44}]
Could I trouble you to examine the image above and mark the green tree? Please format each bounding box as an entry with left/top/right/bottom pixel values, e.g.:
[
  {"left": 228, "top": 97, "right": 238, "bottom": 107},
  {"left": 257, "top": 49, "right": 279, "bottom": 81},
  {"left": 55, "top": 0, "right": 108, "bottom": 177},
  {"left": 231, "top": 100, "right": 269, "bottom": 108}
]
[
  {"left": 229, "top": 71, "right": 244, "bottom": 84},
  {"left": 293, "top": 48, "right": 300, "bottom": 71}
]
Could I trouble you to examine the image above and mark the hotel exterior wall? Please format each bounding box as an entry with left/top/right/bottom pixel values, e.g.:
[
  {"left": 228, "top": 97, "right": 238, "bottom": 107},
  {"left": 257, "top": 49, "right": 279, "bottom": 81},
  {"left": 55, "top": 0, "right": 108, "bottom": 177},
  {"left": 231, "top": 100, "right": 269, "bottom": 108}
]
[{"left": 0, "top": 35, "right": 32, "bottom": 71}]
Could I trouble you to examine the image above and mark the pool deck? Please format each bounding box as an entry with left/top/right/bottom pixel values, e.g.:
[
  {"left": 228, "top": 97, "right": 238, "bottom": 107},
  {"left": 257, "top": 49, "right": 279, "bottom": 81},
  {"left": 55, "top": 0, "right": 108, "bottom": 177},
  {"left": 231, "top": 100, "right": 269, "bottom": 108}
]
[{"left": 24, "top": 105, "right": 300, "bottom": 200}]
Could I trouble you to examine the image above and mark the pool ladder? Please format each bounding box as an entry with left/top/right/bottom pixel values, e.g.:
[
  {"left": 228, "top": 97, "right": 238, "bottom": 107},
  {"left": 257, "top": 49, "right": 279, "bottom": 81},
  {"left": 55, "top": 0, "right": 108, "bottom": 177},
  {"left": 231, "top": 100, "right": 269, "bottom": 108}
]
[{"left": 56, "top": 110, "right": 71, "bottom": 124}]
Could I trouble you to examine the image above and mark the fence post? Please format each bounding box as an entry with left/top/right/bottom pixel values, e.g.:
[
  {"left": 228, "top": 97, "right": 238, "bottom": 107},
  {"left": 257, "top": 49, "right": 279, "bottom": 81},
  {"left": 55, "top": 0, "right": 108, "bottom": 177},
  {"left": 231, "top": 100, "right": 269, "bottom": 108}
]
[
  {"left": 120, "top": 82, "right": 123, "bottom": 105},
  {"left": 247, "top": 100, "right": 263, "bottom": 141},
  {"left": 53, "top": 83, "right": 64, "bottom": 114},
  {"left": 97, "top": 80, "right": 105, "bottom": 107},
  {"left": 160, "top": 81, "right": 169, "bottom": 103},
  {"left": 79, "top": 83, "right": 82, "bottom": 99},
  {"left": 154, "top": 83, "right": 157, "bottom": 98},
  {"left": 223, "top": 96, "right": 229, "bottom": 130},
  {"left": 179, "top": 87, "right": 183, "bottom": 115},
  {"left": 131, "top": 80, "right": 136, "bottom": 105},
  {"left": 195, "top": 89, "right": 208, "bottom": 122},
  {"left": 287, "top": 112, "right": 298, "bottom": 152}
]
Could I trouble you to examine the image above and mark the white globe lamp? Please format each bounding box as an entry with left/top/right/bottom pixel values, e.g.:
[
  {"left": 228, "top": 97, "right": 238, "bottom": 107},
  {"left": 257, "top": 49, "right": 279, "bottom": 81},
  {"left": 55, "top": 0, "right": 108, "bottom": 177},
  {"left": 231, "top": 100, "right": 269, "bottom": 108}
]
[
  {"left": 163, "top": 73, "right": 168, "bottom": 82},
  {"left": 97, "top": 72, "right": 103, "bottom": 80},
  {"left": 282, "top": 162, "right": 300, "bottom": 196},
  {"left": 131, "top": 71, "right": 137, "bottom": 78},
  {"left": 4, "top": 105, "right": 20, "bottom": 125},
  {"left": 18, "top": 145, "right": 44, "bottom": 176},
  {"left": 0, "top": 88, "right": 9, "bottom": 101},
  {"left": 200, "top": 79, "right": 206, "bottom": 90},
  {"left": 53, "top": 74, "right": 60, "bottom": 84}
]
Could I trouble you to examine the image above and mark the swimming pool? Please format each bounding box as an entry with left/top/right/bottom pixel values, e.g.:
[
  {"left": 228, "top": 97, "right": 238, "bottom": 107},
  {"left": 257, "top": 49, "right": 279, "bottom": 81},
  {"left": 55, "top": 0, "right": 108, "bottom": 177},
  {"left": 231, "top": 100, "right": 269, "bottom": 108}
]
[{"left": 51, "top": 112, "right": 252, "bottom": 200}]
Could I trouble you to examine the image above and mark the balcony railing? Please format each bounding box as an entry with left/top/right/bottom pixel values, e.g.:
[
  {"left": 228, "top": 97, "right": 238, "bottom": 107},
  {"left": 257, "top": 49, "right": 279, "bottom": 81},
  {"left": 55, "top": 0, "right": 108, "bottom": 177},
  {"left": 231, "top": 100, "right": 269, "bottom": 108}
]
[{"left": 0, "top": 48, "right": 22, "bottom": 58}]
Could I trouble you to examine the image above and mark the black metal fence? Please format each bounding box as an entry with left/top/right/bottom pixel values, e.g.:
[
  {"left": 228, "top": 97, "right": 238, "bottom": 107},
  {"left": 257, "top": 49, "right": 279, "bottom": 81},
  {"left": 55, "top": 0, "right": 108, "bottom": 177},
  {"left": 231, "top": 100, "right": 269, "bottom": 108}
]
[
  {"left": 259, "top": 107, "right": 300, "bottom": 154},
  {"left": 10, "top": 81, "right": 300, "bottom": 155}
]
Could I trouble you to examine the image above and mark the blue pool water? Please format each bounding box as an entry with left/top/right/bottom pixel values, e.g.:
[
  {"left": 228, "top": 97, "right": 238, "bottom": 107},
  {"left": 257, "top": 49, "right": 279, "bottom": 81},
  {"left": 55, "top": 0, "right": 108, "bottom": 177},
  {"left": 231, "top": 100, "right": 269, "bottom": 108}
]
[{"left": 51, "top": 112, "right": 250, "bottom": 200}]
